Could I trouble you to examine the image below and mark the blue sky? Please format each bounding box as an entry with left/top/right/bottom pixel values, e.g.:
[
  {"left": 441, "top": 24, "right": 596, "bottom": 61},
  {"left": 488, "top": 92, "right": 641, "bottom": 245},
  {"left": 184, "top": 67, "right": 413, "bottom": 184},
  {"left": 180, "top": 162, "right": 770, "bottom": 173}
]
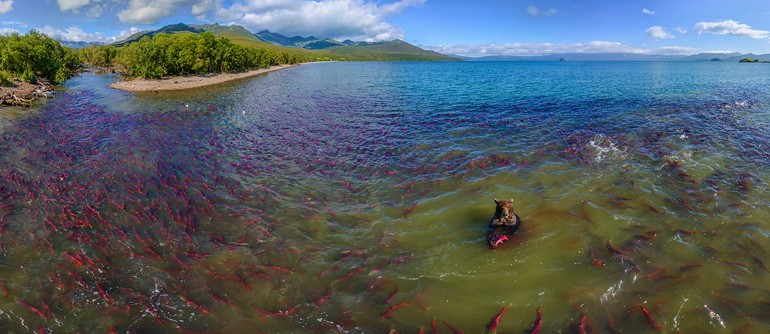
[{"left": 2, "top": 0, "right": 770, "bottom": 56}]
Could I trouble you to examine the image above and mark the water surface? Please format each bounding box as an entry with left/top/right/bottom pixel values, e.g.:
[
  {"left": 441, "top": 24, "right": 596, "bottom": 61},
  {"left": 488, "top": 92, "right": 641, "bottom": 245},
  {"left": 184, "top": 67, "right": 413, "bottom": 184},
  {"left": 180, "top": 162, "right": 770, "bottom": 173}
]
[{"left": 1, "top": 61, "right": 769, "bottom": 333}]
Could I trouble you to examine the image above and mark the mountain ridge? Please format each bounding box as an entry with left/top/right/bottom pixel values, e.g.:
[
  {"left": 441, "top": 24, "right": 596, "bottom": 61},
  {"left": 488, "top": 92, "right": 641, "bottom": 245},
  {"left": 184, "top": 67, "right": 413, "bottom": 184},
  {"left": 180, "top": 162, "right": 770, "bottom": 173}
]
[
  {"left": 75, "top": 24, "right": 770, "bottom": 62},
  {"left": 253, "top": 30, "right": 380, "bottom": 49},
  {"left": 464, "top": 52, "right": 770, "bottom": 62},
  {"left": 109, "top": 23, "right": 458, "bottom": 61}
]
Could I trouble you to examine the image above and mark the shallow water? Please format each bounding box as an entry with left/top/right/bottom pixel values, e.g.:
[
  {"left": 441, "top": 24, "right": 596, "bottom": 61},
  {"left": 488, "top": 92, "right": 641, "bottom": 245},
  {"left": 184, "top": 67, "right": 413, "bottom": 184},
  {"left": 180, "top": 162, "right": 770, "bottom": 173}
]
[{"left": 1, "top": 61, "right": 770, "bottom": 333}]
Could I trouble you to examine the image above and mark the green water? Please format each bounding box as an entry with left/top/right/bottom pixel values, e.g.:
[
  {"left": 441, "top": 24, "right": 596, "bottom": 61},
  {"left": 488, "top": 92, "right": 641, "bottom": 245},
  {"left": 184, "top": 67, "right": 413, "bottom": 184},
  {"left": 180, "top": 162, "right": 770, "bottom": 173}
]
[{"left": 0, "top": 61, "right": 769, "bottom": 333}]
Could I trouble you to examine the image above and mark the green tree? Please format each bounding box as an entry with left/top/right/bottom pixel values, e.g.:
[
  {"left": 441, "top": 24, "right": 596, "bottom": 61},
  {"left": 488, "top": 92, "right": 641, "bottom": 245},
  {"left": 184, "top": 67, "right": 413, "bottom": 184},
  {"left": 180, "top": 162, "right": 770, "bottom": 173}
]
[
  {"left": 110, "top": 31, "right": 307, "bottom": 79},
  {"left": 76, "top": 45, "right": 118, "bottom": 67},
  {"left": 0, "top": 30, "right": 76, "bottom": 83}
]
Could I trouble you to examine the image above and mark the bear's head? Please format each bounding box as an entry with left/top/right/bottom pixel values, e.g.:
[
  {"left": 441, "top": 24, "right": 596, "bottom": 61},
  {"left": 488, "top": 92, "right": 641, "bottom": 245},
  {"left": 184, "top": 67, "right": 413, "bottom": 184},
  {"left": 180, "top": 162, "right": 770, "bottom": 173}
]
[{"left": 493, "top": 199, "right": 515, "bottom": 219}]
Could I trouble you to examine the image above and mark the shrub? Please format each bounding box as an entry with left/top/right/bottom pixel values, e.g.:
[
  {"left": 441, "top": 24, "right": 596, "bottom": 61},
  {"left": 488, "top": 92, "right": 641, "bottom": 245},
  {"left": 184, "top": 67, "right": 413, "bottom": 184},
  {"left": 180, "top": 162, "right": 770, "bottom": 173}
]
[
  {"left": 21, "top": 69, "right": 36, "bottom": 84},
  {"left": 55, "top": 67, "right": 70, "bottom": 84},
  {"left": 0, "top": 70, "right": 11, "bottom": 86},
  {"left": 112, "top": 32, "right": 308, "bottom": 78},
  {"left": 0, "top": 31, "right": 76, "bottom": 84}
]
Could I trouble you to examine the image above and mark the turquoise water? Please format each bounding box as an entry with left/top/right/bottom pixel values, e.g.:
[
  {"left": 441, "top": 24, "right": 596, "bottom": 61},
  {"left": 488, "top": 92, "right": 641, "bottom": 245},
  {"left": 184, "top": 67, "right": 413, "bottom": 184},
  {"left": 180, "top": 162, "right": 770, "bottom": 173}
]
[{"left": 1, "top": 61, "right": 769, "bottom": 333}]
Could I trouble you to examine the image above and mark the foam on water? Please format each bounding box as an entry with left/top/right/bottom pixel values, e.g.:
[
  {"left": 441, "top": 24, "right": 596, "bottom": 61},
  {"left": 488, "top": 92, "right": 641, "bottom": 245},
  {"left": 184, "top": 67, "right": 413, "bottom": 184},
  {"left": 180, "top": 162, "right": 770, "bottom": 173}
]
[{"left": 587, "top": 133, "right": 628, "bottom": 163}]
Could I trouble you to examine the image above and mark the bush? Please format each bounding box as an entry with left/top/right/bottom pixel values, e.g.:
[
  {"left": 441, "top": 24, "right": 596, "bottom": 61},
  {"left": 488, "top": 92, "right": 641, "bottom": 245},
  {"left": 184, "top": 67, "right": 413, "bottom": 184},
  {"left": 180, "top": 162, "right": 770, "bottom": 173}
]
[
  {"left": 55, "top": 67, "right": 70, "bottom": 84},
  {"left": 0, "top": 30, "right": 75, "bottom": 84},
  {"left": 21, "top": 69, "right": 36, "bottom": 84},
  {"left": 113, "top": 32, "right": 308, "bottom": 79},
  {"left": 0, "top": 70, "right": 11, "bottom": 86},
  {"left": 76, "top": 45, "right": 117, "bottom": 67}
]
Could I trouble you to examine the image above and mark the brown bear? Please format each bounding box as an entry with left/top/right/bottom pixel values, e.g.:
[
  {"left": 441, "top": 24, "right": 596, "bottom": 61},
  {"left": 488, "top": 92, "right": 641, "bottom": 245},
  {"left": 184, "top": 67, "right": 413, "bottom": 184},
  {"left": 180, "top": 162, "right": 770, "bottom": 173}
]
[{"left": 486, "top": 199, "right": 521, "bottom": 249}]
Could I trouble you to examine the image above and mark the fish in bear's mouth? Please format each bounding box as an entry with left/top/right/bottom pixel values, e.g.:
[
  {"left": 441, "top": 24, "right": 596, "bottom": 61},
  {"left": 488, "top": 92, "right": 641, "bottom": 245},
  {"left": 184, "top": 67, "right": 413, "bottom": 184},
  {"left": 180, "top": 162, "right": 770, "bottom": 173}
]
[{"left": 487, "top": 234, "right": 509, "bottom": 249}]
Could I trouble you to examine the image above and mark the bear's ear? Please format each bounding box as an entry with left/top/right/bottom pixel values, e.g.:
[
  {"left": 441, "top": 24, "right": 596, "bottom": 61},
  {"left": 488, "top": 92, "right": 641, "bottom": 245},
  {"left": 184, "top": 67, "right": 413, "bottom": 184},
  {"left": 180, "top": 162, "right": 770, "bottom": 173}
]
[{"left": 494, "top": 199, "right": 500, "bottom": 204}]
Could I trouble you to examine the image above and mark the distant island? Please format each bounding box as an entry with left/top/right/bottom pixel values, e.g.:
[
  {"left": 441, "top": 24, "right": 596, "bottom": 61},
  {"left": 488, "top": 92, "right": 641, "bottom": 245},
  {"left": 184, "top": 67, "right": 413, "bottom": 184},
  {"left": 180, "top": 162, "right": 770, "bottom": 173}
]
[{"left": 739, "top": 58, "right": 770, "bottom": 63}]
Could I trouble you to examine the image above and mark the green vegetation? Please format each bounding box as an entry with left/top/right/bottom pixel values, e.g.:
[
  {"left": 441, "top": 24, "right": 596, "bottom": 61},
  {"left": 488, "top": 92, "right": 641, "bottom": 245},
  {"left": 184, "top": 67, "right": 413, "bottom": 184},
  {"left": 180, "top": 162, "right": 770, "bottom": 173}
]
[
  {"left": 212, "top": 31, "right": 339, "bottom": 62},
  {"left": 79, "top": 32, "right": 307, "bottom": 79},
  {"left": 0, "top": 30, "right": 77, "bottom": 84},
  {"left": 115, "top": 23, "right": 459, "bottom": 63},
  {"left": 76, "top": 45, "right": 118, "bottom": 68},
  {"left": 738, "top": 58, "right": 769, "bottom": 63},
  {"left": 2, "top": 24, "right": 458, "bottom": 87},
  {"left": 323, "top": 40, "right": 458, "bottom": 61},
  {"left": 0, "top": 70, "right": 11, "bottom": 86}
]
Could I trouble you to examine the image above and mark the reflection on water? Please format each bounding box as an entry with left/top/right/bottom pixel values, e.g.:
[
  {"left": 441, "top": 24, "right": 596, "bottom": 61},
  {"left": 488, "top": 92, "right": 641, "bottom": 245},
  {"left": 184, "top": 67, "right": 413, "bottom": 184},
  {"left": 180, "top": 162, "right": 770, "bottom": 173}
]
[{"left": 1, "top": 62, "right": 769, "bottom": 332}]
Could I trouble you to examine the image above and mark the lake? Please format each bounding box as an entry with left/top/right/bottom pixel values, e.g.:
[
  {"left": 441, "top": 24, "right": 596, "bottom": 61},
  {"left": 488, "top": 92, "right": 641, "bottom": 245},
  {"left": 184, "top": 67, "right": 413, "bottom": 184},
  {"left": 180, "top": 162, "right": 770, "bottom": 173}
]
[{"left": 1, "top": 61, "right": 769, "bottom": 332}]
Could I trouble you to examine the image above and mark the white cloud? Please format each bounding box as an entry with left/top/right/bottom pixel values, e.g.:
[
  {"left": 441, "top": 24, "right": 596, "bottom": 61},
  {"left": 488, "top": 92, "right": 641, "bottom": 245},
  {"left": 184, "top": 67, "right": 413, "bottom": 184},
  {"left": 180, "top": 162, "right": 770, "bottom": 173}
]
[
  {"left": 117, "top": 0, "right": 222, "bottom": 24},
  {"left": 424, "top": 41, "right": 647, "bottom": 57},
  {"left": 106, "top": 26, "right": 142, "bottom": 43},
  {"left": 527, "top": 4, "right": 557, "bottom": 16},
  {"left": 39, "top": 25, "right": 104, "bottom": 42},
  {"left": 216, "top": 0, "right": 425, "bottom": 41},
  {"left": 0, "top": 27, "right": 19, "bottom": 35},
  {"left": 1, "top": 20, "right": 25, "bottom": 27},
  {"left": 114, "top": 0, "right": 423, "bottom": 41},
  {"left": 44, "top": 0, "right": 423, "bottom": 42},
  {"left": 118, "top": 0, "right": 188, "bottom": 24},
  {"left": 641, "top": 8, "right": 655, "bottom": 15},
  {"left": 703, "top": 50, "right": 736, "bottom": 54},
  {"left": 87, "top": 4, "right": 104, "bottom": 17},
  {"left": 646, "top": 26, "right": 674, "bottom": 40},
  {"left": 652, "top": 46, "right": 697, "bottom": 55},
  {"left": 694, "top": 20, "right": 769, "bottom": 39},
  {"left": 57, "top": 0, "right": 91, "bottom": 12},
  {"left": 675, "top": 27, "right": 688, "bottom": 34},
  {"left": 0, "top": 0, "right": 13, "bottom": 14},
  {"left": 192, "top": 0, "right": 218, "bottom": 17},
  {"left": 57, "top": 0, "right": 104, "bottom": 17},
  {"left": 35, "top": 25, "right": 140, "bottom": 44},
  {"left": 424, "top": 41, "right": 701, "bottom": 57}
]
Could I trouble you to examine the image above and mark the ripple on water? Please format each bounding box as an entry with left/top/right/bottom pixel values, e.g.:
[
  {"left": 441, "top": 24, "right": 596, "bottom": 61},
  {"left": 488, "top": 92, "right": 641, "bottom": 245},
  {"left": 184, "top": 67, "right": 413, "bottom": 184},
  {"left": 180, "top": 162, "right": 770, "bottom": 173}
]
[{"left": 1, "top": 62, "right": 770, "bottom": 332}]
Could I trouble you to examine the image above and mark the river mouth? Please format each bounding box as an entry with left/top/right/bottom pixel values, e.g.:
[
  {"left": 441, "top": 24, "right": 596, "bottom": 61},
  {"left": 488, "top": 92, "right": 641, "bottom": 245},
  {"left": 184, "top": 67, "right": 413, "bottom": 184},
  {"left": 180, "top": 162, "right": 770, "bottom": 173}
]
[{"left": 0, "top": 62, "right": 769, "bottom": 332}]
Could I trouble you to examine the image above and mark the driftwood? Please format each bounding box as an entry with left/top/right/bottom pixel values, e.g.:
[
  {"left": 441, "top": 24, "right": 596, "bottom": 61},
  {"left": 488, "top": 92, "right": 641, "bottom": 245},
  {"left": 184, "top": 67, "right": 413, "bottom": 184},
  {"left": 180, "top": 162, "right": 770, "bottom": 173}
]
[{"left": 1, "top": 81, "right": 54, "bottom": 107}]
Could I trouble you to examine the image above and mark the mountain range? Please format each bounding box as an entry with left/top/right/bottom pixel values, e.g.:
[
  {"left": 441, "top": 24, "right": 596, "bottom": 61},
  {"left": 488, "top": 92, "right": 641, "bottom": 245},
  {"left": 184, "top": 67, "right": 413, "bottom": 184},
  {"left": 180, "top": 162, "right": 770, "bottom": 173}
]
[
  {"left": 111, "top": 23, "right": 458, "bottom": 62},
  {"left": 252, "top": 30, "right": 392, "bottom": 50},
  {"left": 460, "top": 52, "right": 770, "bottom": 62},
  {"left": 63, "top": 24, "right": 770, "bottom": 63}
]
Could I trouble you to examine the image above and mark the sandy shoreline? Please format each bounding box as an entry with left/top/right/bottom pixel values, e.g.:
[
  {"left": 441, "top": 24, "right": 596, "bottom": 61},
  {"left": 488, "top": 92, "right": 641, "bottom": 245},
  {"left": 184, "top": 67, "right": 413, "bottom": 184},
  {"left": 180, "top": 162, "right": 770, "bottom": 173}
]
[{"left": 108, "top": 64, "right": 297, "bottom": 92}]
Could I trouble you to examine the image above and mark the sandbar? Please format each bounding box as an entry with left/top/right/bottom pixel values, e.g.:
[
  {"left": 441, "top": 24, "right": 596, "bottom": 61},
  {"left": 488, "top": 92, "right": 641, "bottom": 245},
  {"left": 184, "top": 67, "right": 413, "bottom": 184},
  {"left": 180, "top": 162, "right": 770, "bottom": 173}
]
[{"left": 108, "top": 64, "right": 297, "bottom": 92}]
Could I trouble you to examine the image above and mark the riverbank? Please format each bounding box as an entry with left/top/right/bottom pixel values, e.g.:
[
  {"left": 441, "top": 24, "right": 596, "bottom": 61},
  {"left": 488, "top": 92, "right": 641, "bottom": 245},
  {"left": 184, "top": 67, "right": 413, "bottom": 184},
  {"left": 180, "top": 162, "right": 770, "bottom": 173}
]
[
  {"left": 1, "top": 78, "right": 54, "bottom": 107},
  {"left": 108, "top": 64, "right": 297, "bottom": 92}
]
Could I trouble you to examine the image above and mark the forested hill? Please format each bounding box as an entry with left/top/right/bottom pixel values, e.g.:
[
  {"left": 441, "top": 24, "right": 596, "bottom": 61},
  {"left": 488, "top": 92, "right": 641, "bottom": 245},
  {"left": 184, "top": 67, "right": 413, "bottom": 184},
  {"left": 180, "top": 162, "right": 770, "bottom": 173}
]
[{"left": 114, "top": 23, "right": 459, "bottom": 62}]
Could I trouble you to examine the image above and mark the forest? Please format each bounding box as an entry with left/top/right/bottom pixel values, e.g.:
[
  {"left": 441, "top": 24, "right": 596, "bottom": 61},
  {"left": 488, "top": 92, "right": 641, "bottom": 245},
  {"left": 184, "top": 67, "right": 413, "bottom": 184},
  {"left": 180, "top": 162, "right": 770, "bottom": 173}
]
[
  {"left": 77, "top": 32, "right": 307, "bottom": 79},
  {"left": 0, "top": 30, "right": 309, "bottom": 84},
  {"left": 0, "top": 31, "right": 78, "bottom": 85}
]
